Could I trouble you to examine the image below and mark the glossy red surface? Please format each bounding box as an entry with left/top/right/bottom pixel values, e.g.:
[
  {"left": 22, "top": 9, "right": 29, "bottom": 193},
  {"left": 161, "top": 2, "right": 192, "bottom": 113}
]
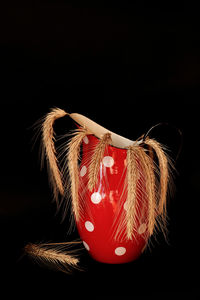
[{"left": 76, "top": 134, "right": 149, "bottom": 264}]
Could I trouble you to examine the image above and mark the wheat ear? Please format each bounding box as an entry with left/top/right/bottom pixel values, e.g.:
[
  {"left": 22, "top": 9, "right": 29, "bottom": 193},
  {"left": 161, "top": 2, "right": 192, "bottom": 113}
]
[
  {"left": 144, "top": 138, "right": 169, "bottom": 215},
  {"left": 126, "top": 146, "right": 139, "bottom": 239},
  {"left": 67, "top": 128, "right": 90, "bottom": 221},
  {"left": 88, "top": 132, "right": 112, "bottom": 191},
  {"left": 136, "top": 146, "right": 157, "bottom": 236},
  {"left": 126, "top": 145, "right": 156, "bottom": 238},
  {"left": 25, "top": 242, "right": 79, "bottom": 273},
  {"left": 42, "top": 108, "right": 68, "bottom": 201}
]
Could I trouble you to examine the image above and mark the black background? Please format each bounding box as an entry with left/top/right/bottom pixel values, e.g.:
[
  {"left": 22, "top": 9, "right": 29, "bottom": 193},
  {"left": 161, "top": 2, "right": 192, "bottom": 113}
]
[{"left": 1, "top": 1, "right": 200, "bottom": 299}]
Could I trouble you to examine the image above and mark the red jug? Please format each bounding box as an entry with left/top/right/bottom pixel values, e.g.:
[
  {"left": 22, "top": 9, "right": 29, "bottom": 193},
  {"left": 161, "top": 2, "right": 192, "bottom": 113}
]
[
  {"left": 25, "top": 108, "right": 173, "bottom": 272},
  {"left": 76, "top": 134, "right": 148, "bottom": 264}
]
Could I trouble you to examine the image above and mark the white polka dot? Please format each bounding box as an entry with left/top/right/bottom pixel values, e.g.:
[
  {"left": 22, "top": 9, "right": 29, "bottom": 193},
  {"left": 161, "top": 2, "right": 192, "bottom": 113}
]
[
  {"left": 85, "top": 221, "right": 94, "bottom": 232},
  {"left": 115, "top": 247, "right": 126, "bottom": 256},
  {"left": 80, "top": 165, "right": 87, "bottom": 177},
  {"left": 138, "top": 223, "right": 146, "bottom": 235},
  {"left": 91, "top": 192, "right": 102, "bottom": 204},
  {"left": 83, "top": 136, "right": 89, "bottom": 144},
  {"left": 123, "top": 201, "right": 128, "bottom": 211},
  {"left": 102, "top": 156, "right": 114, "bottom": 168},
  {"left": 83, "top": 241, "right": 90, "bottom": 251}
]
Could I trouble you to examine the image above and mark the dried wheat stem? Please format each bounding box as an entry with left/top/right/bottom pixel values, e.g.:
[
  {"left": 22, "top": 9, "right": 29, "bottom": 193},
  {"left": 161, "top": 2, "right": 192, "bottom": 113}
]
[
  {"left": 141, "top": 147, "right": 156, "bottom": 235},
  {"left": 142, "top": 152, "right": 157, "bottom": 235},
  {"left": 42, "top": 108, "right": 68, "bottom": 200},
  {"left": 145, "top": 138, "right": 169, "bottom": 215},
  {"left": 148, "top": 144, "right": 154, "bottom": 162},
  {"left": 133, "top": 146, "right": 156, "bottom": 236},
  {"left": 25, "top": 243, "right": 79, "bottom": 266},
  {"left": 67, "top": 128, "right": 90, "bottom": 221},
  {"left": 88, "top": 132, "right": 112, "bottom": 191},
  {"left": 126, "top": 146, "right": 139, "bottom": 239},
  {"left": 25, "top": 243, "right": 79, "bottom": 274}
]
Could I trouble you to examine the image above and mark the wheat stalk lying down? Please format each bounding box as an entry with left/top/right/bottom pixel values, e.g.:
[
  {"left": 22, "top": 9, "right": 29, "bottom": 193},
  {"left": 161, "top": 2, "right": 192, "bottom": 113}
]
[{"left": 25, "top": 241, "right": 81, "bottom": 273}]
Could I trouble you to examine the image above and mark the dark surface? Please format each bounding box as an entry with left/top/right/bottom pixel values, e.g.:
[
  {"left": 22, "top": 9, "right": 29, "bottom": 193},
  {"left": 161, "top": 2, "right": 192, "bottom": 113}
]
[{"left": 1, "top": 1, "right": 200, "bottom": 299}]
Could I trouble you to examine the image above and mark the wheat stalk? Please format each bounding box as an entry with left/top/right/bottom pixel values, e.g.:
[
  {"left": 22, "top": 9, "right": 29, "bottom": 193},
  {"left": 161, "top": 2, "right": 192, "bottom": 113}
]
[
  {"left": 136, "top": 147, "right": 157, "bottom": 236},
  {"left": 126, "top": 146, "right": 139, "bottom": 239},
  {"left": 25, "top": 242, "right": 79, "bottom": 273},
  {"left": 88, "top": 132, "right": 112, "bottom": 191},
  {"left": 42, "top": 108, "right": 68, "bottom": 201},
  {"left": 145, "top": 138, "right": 169, "bottom": 215},
  {"left": 126, "top": 145, "right": 157, "bottom": 238},
  {"left": 67, "top": 128, "right": 90, "bottom": 221}
]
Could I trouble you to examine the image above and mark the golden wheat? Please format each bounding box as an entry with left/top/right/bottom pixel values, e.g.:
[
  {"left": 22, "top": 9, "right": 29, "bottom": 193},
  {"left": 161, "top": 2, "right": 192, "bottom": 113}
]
[
  {"left": 67, "top": 128, "right": 90, "bottom": 221},
  {"left": 25, "top": 242, "right": 80, "bottom": 273},
  {"left": 42, "top": 108, "right": 68, "bottom": 201},
  {"left": 88, "top": 132, "right": 112, "bottom": 191}
]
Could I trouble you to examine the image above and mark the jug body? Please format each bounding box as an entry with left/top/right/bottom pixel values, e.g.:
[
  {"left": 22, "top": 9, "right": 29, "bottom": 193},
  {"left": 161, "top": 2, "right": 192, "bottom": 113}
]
[{"left": 76, "top": 134, "right": 148, "bottom": 264}]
